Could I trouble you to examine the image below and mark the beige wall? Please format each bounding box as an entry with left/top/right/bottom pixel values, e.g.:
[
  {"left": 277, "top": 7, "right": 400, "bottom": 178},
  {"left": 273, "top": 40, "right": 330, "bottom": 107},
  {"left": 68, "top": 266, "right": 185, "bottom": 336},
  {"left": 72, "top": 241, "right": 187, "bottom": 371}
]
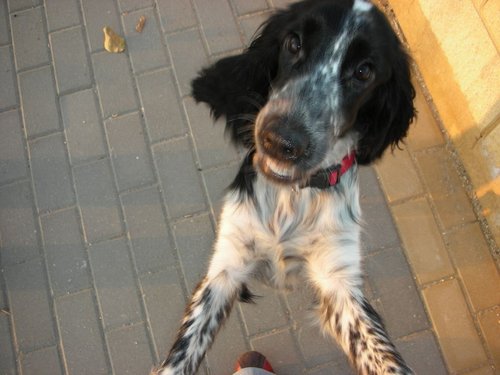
[{"left": 387, "top": 0, "right": 500, "bottom": 245}]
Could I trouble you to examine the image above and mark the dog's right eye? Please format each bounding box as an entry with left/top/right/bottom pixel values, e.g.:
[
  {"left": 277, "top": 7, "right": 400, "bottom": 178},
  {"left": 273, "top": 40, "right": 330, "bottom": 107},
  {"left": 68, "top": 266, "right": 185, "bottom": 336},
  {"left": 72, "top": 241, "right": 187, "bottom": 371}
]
[{"left": 284, "top": 33, "right": 301, "bottom": 55}]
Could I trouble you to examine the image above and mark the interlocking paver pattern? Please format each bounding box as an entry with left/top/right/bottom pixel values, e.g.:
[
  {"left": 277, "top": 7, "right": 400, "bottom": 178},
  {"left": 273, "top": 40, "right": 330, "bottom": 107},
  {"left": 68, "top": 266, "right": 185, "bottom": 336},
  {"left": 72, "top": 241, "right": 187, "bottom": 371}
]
[{"left": 0, "top": 1, "right": 497, "bottom": 375}]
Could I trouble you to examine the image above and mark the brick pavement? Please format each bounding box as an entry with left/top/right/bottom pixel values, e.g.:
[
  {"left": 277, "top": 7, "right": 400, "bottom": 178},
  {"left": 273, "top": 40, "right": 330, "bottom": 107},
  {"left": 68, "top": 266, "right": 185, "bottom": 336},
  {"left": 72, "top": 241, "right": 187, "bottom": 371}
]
[{"left": 0, "top": 0, "right": 497, "bottom": 375}]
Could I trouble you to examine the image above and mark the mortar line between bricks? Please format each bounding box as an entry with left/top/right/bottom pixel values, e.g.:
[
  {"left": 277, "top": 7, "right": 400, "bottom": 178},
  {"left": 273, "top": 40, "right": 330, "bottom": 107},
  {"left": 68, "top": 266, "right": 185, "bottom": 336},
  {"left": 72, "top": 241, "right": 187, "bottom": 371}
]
[
  {"left": 14, "top": 61, "right": 51, "bottom": 75},
  {"left": 133, "top": 64, "right": 173, "bottom": 78},
  {"left": 163, "top": 25, "right": 198, "bottom": 38},
  {"left": 7, "top": 4, "right": 43, "bottom": 15},
  {"left": 47, "top": 23, "right": 82, "bottom": 36},
  {"left": 118, "top": 181, "right": 160, "bottom": 197},
  {"left": 0, "top": 104, "right": 20, "bottom": 114},
  {"left": 227, "top": 0, "right": 252, "bottom": 53},
  {"left": 37, "top": 204, "right": 78, "bottom": 218},
  {"left": 0, "top": 176, "right": 30, "bottom": 190}
]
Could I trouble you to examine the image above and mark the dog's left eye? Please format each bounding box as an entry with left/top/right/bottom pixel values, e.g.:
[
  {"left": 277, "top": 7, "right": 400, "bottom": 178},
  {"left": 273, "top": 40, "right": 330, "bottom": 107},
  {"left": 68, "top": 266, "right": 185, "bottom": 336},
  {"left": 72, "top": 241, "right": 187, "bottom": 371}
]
[
  {"left": 354, "top": 62, "right": 373, "bottom": 82},
  {"left": 285, "top": 33, "right": 301, "bottom": 55}
]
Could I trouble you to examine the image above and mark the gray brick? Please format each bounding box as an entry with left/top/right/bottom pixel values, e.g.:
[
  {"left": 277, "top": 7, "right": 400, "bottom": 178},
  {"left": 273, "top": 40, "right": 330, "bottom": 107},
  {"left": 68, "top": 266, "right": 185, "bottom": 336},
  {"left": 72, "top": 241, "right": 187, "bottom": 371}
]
[
  {"left": 55, "top": 290, "right": 110, "bottom": 375},
  {"left": 0, "top": 110, "right": 28, "bottom": 185},
  {"left": 0, "top": 0, "right": 9, "bottom": 45},
  {"left": 396, "top": 331, "right": 447, "bottom": 375},
  {"left": 0, "top": 181, "right": 39, "bottom": 265},
  {"left": 136, "top": 68, "right": 186, "bottom": 143},
  {"left": 92, "top": 52, "right": 138, "bottom": 118},
  {"left": 233, "top": 0, "right": 269, "bottom": 15},
  {"left": 156, "top": 0, "right": 197, "bottom": 33},
  {"left": 202, "top": 162, "right": 240, "bottom": 218},
  {"left": 153, "top": 138, "right": 207, "bottom": 218},
  {"left": 167, "top": 29, "right": 207, "bottom": 96},
  {"left": 41, "top": 208, "right": 91, "bottom": 296},
  {"left": 118, "top": 0, "right": 154, "bottom": 12},
  {"left": 239, "top": 12, "right": 270, "bottom": 45},
  {"left": 140, "top": 269, "right": 186, "bottom": 358},
  {"left": 22, "top": 346, "right": 64, "bottom": 375},
  {"left": 172, "top": 214, "right": 214, "bottom": 290},
  {"left": 105, "top": 112, "right": 155, "bottom": 191},
  {"left": 44, "top": 0, "right": 80, "bottom": 31},
  {"left": 285, "top": 283, "right": 316, "bottom": 323},
  {"left": 30, "top": 133, "right": 75, "bottom": 212},
  {"left": 239, "top": 281, "right": 288, "bottom": 335},
  {"left": 193, "top": 0, "right": 241, "bottom": 55},
  {"left": 206, "top": 313, "right": 247, "bottom": 375},
  {"left": 7, "top": 0, "right": 41, "bottom": 13},
  {"left": 272, "top": 0, "right": 295, "bottom": 8},
  {"left": 360, "top": 198, "right": 399, "bottom": 253},
  {"left": 0, "top": 314, "right": 16, "bottom": 375},
  {"left": 251, "top": 329, "right": 304, "bottom": 375},
  {"left": 365, "top": 247, "right": 428, "bottom": 338},
  {"left": 121, "top": 186, "right": 175, "bottom": 274},
  {"left": 184, "top": 97, "right": 239, "bottom": 168},
  {"left": 60, "top": 89, "right": 107, "bottom": 164},
  {"left": 107, "top": 323, "right": 155, "bottom": 375},
  {"left": 4, "top": 258, "right": 55, "bottom": 352},
  {"left": 122, "top": 8, "right": 169, "bottom": 74},
  {"left": 0, "top": 46, "right": 17, "bottom": 110},
  {"left": 73, "top": 158, "right": 123, "bottom": 243},
  {"left": 18, "top": 66, "right": 60, "bottom": 137},
  {"left": 10, "top": 7, "right": 49, "bottom": 70},
  {"left": 308, "top": 358, "right": 353, "bottom": 375},
  {"left": 81, "top": 0, "right": 121, "bottom": 52},
  {"left": 88, "top": 237, "right": 143, "bottom": 329},
  {"left": 295, "top": 322, "right": 345, "bottom": 368},
  {"left": 50, "top": 26, "right": 91, "bottom": 93}
]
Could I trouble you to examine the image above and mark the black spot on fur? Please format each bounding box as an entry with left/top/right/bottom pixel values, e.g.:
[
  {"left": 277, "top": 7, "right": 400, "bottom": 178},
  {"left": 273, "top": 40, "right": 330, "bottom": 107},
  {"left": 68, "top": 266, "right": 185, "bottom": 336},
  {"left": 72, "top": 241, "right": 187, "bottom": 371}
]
[
  {"left": 238, "top": 283, "right": 257, "bottom": 303},
  {"left": 228, "top": 151, "right": 256, "bottom": 199}
]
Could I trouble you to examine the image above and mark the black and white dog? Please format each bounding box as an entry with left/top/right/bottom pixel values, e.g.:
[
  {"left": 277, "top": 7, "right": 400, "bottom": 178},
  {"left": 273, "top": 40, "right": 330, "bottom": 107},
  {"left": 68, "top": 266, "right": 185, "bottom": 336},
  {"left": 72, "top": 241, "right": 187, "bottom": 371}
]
[{"left": 153, "top": 0, "right": 415, "bottom": 374}]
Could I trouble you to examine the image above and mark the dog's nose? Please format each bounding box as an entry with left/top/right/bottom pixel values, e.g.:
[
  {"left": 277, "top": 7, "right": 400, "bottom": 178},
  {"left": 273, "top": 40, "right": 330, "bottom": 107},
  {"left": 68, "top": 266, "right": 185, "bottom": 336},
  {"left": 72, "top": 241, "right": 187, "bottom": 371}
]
[{"left": 260, "top": 121, "right": 309, "bottom": 162}]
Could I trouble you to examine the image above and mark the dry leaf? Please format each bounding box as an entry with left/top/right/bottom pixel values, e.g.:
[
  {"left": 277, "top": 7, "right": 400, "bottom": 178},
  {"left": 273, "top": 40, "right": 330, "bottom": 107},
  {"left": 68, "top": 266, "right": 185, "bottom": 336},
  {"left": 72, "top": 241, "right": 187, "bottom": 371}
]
[
  {"left": 103, "top": 26, "right": 126, "bottom": 53},
  {"left": 136, "top": 15, "right": 146, "bottom": 33}
]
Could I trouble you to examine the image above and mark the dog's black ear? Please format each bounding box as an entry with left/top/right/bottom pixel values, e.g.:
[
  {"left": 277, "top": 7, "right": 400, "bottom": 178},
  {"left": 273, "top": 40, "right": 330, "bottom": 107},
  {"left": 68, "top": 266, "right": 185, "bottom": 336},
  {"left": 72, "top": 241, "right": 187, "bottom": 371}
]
[
  {"left": 191, "top": 12, "right": 289, "bottom": 147},
  {"left": 355, "top": 48, "right": 416, "bottom": 165}
]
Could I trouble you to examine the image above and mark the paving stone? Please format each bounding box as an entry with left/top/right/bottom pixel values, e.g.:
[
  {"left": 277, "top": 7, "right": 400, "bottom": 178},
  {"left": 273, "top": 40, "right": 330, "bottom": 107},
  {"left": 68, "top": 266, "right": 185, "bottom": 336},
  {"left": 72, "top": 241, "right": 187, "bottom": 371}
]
[
  {"left": 407, "top": 87, "right": 445, "bottom": 151},
  {"left": 365, "top": 247, "right": 428, "bottom": 338},
  {"left": 140, "top": 269, "right": 186, "bottom": 359},
  {"left": 122, "top": 8, "right": 169, "bottom": 74},
  {"left": 7, "top": 0, "right": 41, "bottom": 13},
  {"left": 121, "top": 186, "right": 175, "bottom": 274},
  {"left": 18, "top": 66, "right": 60, "bottom": 137},
  {"left": 0, "top": 0, "right": 10, "bottom": 45},
  {"left": 105, "top": 111, "right": 155, "bottom": 191},
  {"left": 184, "top": 96, "right": 239, "bottom": 169},
  {"left": 0, "top": 46, "right": 17, "bottom": 110},
  {"left": 416, "top": 147, "right": 476, "bottom": 230},
  {"left": 21, "top": 345, "right": 64, "bottom": 375},
  {"left": 0, "top": 181, "right": 39, "bottom": 265},
  {"left": 10, "top": 7, "right": 49, "bottom": 70},
  {"left": 239, "top": 281, "right": 288, "bottom": 336},
  {"left": 463, "top": 366, "right": 496, "bottom": 375},
  {"left": 478, "top": 307, "right": 500, "bottom": 370},
  {"left": 60, "top": 89, "right": 107, "bottom": 164},
  {"left": 422, "top": 279, "right": 488, "bottom": 373},
  {"left": 239, "top": 11, "right": 271, "bottom": 45},
  {"left": 396, "top": 330, "right": 447, "bottom": 375},
  {"left": 0, "top": 314, "right": 16, "bottom": 375},
  {"left": 88, "top": 237, "right": 143, "bottom": 329},
  {"left": 272, "top": 0, "right": 295, "bottom": 8},
  {"left": 0, "top": 110, "right": 28, "bottom": 185},
  {"left": 285, "top": 283, "right": 317, "bottom": 324},
  {"left": 3, "top": 258, "right": 55, "bottom": 352},
  {"left": 206, "top": 313, "right": 247, "bottom": 375},
  {"left": 172, "top": 214, "right": 214, "bottom": 291},
  {"left": 391, "top": 197, "right": 454, "bottom": 285},
  {"left": 153, "top": 137, "right": 207, "bottom": 219},
  {"left": 167, "top": 28, "right": 208, "bottom": 96},
  {"left": 251, "top": 329, "right": 305, "bottom": 375},
  {"left": 118, "top": 0, "right": 154, "bottom": 12},
  {"left": 107, "top": 322, "right": 155, "bottom": 375},
  {"left": 92, "top": 52, "right": 138, "bottom": 118},
  {"left": 41, "top": 208, "right": 90, "bottom": 296},
  {"left": 44, "top": 0, "right": 80, "bottom": 32},
  {"left": 194, "top": 0, "right": 242, "bottom": 55},
  {"left": 136, "top": 68, "right": 187, "bottom": 143},
  {"left": 202, "top": 162, "right": 240, "bottom": 218},
  {"left": 307, "top": 359, "right": 354, "bottom": 375},
  {"left": 50, "top": 26, "right": 91, "bottom": 94},
  {"left": 446, "top": 223, "right": 500, "bottom": 312},
  {"left": 156, "top": 0, "right": 197, "bottom": 34},
  {"left": 81, "top": 0, "right": 121, "bottom": 52},
  {"left": 55, "top": 290, "right": 110, "bottom": 375},
  {"left": 73, "top": 158, "right": 123, "bottom": 243},
  {"left": 375, "top": 147, "right": 424, "bottom": 203},
  {"left": 29, "top": 133, "right": 75, "bottom": 212},
  {"left": 232, "top": 0, "right": 269, "bottom": 15}
]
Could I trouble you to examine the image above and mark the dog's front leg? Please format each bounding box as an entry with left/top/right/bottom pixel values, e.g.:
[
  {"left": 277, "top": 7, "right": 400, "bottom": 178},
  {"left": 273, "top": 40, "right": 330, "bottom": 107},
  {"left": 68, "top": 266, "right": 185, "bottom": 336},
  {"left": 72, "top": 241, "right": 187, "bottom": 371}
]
[{"left": 309, "top": 268, "right": 413, "bottom": 374}]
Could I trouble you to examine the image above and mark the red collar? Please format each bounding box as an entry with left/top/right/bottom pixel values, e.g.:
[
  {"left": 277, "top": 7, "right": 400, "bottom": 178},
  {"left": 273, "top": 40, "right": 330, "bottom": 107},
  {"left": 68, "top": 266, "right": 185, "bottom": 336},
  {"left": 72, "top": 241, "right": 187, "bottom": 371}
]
[{"left": 303, "top": 151, "right": 357, "bottom": 189}]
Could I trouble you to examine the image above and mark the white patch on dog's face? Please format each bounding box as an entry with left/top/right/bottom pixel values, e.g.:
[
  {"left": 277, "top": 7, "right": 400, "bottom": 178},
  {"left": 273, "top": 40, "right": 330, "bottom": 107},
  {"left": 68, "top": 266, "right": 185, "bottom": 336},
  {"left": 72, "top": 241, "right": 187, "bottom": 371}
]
[{"left": 353, "top": 0, "right": 373, "bottom": 12}]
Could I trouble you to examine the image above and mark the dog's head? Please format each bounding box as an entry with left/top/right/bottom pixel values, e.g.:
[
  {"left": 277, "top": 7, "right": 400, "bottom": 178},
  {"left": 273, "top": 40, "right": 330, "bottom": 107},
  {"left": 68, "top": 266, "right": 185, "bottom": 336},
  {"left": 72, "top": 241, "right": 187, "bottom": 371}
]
[{"left": 192, "top": 0, "right": 415, "bottom": 185}]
